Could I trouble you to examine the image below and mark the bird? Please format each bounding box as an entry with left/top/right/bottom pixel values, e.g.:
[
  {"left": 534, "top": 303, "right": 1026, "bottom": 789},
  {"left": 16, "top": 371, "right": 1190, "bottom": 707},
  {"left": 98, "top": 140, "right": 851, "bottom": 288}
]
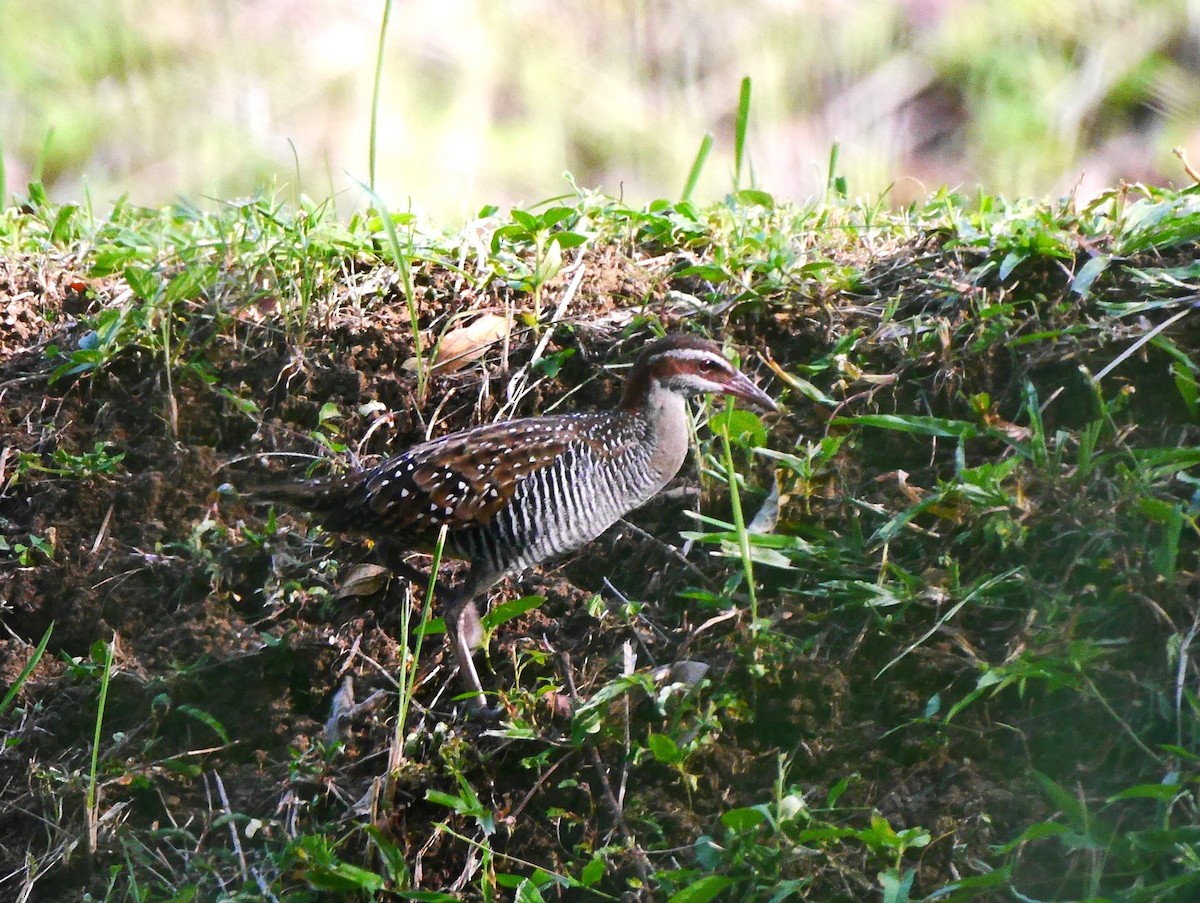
[{"left": 251, "top": 333, "right": 778, "bottom": 713}]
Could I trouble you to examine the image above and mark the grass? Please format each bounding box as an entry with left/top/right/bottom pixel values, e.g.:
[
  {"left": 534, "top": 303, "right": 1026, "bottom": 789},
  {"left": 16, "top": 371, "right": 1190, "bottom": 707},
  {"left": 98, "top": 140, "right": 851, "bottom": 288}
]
[{"left": 2, "top": 173, "right": 1200, "bottom": 901}]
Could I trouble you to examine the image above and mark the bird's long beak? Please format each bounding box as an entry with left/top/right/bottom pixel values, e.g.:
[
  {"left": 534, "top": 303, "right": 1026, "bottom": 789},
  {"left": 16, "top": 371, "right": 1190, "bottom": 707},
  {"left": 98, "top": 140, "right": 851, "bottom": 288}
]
[{"left": 724, "top": 371, "right": 779, "bottom": 412}]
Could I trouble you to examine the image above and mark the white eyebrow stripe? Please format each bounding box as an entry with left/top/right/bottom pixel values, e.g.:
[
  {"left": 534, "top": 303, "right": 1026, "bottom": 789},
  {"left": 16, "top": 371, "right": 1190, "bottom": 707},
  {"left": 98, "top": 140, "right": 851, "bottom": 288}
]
[{"left": 645, "top": 348, "right": 731, "bottom": 367}]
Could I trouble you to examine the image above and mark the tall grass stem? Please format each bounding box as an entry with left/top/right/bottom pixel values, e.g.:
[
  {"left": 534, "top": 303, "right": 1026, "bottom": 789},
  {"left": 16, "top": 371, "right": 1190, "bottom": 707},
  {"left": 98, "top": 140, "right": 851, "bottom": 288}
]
[
  {"left": 392, "top": 525, "right": 446, "bottom": 769},
  {"left": 359, "top": 184, "right": 427, "bottom": 400},
  {"left": 0, "top": 622, "right": 53, "bottom": 718},
  {"left": 718, "top": 399, "right": 759, "bottom": 631},
  {"left": 86, "top": 635, "right": 116, "bottom": 857},
  {"left": 368, "top": 0, "right": 394, "bottom": 190},
  {"left": 682, "top": 133, "right": 713, "bottom": 202},
  {"left": 734, "top": 77, "right": 752, "bottom": 191}
]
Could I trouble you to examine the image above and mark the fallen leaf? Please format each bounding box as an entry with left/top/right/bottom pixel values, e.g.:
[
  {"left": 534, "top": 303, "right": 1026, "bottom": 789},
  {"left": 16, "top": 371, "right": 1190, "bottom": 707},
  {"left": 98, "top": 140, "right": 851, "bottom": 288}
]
[
  {"left": 335, "top": 563, "right": 391, "bottom": 599},
  {"left": 429, "top": 313, "right": 510, "bottom": 373}
]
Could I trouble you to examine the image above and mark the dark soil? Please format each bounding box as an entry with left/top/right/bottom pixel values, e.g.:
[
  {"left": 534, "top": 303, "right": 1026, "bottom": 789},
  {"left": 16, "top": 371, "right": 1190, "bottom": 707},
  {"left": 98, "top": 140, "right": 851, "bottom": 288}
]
[{"left": 2, "top": 236, "right": 1191, "bottom": 901}]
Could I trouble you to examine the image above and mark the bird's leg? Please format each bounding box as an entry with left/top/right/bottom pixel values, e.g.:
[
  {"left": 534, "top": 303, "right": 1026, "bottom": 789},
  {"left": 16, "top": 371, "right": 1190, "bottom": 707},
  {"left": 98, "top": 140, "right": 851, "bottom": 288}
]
[
  {"left": 444, "top": 592, "right": 491, "bottom": 713},
  {"left": 378, "top": 547, "right": 497, "bottom": 717},
  {"left": 375, "top": 542, "right": 454, "bottom": 598},
  {"left": 458, "top": 596, "right": 485, "bottom": 650}
]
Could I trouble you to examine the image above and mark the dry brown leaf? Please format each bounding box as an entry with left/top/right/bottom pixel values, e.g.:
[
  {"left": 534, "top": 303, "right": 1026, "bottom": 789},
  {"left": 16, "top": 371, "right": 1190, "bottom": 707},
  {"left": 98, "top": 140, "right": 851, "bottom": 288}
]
[
  {"left": 429, "top": 313, "right": 510, "bottom": 374},
  {"left": 334, "top": 563, "right": 391, "bottom": 599}
]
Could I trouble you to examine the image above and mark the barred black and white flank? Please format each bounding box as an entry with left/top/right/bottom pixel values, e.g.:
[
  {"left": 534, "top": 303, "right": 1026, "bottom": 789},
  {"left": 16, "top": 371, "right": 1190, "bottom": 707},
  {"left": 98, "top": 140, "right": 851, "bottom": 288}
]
[{"left": 252, "top": 333, "right": 778, "bottom": 712}]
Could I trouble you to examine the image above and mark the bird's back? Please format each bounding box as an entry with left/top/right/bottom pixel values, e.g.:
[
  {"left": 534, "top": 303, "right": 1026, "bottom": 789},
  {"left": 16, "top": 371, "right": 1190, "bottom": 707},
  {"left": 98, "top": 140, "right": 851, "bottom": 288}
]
[{"left": 256, "top": 409, "right": 673, "bottom": 581}]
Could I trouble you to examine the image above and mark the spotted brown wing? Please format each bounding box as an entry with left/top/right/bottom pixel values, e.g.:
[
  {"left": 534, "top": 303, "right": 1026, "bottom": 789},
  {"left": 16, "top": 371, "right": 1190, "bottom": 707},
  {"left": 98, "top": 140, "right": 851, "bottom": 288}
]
[{"left": 356, "top": 416, "right": 600, "bottom": 535}]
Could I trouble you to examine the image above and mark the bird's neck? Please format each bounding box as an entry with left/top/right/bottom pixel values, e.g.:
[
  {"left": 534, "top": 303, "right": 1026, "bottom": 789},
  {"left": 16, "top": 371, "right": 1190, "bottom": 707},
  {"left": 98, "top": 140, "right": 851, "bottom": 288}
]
[
  {"left": 619, "top": 363, "right": 651, "bottom": 411},
  {"left": 631, "top": 380, "right": 690, "bottom": 484}
]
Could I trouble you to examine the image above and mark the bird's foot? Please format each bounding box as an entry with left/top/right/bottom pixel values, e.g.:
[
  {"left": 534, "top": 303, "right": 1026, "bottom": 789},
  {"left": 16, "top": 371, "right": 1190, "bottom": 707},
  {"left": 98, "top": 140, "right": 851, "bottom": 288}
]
[
  {"left": 459, "top": 695, "right": 504, "bottom": 723},
  {"left": 467, "top": 703, "right": 504, "bottom": 723}
]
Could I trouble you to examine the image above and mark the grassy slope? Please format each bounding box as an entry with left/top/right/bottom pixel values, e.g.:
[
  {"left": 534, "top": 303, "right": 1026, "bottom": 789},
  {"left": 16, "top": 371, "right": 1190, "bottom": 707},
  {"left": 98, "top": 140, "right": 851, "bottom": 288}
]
[{"left": 1, "top": 181, "right": 1199, "bottom": 901}]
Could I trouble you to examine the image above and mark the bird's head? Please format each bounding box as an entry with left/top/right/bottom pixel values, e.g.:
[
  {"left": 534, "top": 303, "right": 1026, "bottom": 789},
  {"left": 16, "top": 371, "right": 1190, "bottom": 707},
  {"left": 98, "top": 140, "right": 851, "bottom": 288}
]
[{"left": 621, "top": 334, "right": 778, "bottom": 412}]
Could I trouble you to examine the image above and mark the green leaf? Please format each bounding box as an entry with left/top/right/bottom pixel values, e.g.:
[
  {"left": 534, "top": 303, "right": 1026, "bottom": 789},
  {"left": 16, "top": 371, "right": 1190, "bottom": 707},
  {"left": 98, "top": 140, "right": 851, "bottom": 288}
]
[
  {"left": 123, "top": 263, "right": 160, "bottom": 301},
  {"left": 647, "top": 732, "right": 683, "bottom": 764},
  {"left": 711, "top": 407, "right": 767, "bottom": 447},
  {"left": 176, "top": 704, "right": 231, "bottom": 744},
  {"left": 998, "top": 251, "right": 1025, "bottom": 281},
  {"left": 482, "top": 595, "right": 545, "bottom": 630},
  {"left": 720, "top": 806, "right": 766, "bottom": 833},
  {"left": 836, "top": 413, "right": 978, "bottom": 439},
  {"left": 1032, "top": 771, "right": 1090, "bottom": 832},
  {"left": 733, "top": 75, "right": 752, "bottom": 188},
  {"left": 550, "top": 230, "right": 589, "bottom": 249},
  {"left": 1172, "top": 359, "right": 1198, "bottom": 418},
  {"left": 28, "top": 535, "right": 54, "bottom": 557},
  {"left": 733, "top": 189, "right": 775, "bottom": 208},
  {"left": 681, "top": 133, "right": 713, "bottom": 202},
  {"left": 1071, "top": 254, "right": 1110, "bottom": 296},
  {"left": 536, "top": 238, "right": 562, "bottom": 283},
  {"left": 580, "top": 855, "right": 606, "bottom": 887},
  {"left": 511, "top": 209, "right": 539, "bottom": 231},
  {"left": 514, "top": 878, "right": 547, "bottom": 903},
  {"left": 306, "top": 860, "right": 384, "bottom": 893},
  {"left": 994, "top": 820, "right": 1070, "bottom": 854},
  {"left": 532, "top": 348, "right": 575, "bottom": 378},
  {"left": 541, "top": 206, "right": 575, "bottom": 228},
  {"left": 492, "top": 223, "right": 532, "bottom": 248},
  {"left": 426, "top": 789, "right": 467, "bottom": 811},
  {"left": 362, "top": 824, "right": 410, "bottom": 884},
  {"left": 416, "top": 616, "right": 446, "bottom": 636},
  {"left": 47, "top": 204, "right": 76, "bottom": 243},
  {"left": 676, "top": 263, "right": 728, "bottom": 282},
  {"left": 879, "top": 868, "right": 915, "bottom": 903},
  {"left": 572, "top": 674, "right": 655, "bottom": 742},
  {"left": 90, "top": 639, "right": 110, "bottom": 664},
  {"left": 921, "top": 866, "right": 1012, "bottom": 900},
  {"left": 826, "top": 775, "right": 853, "bottom": 808},
  {"left": 668, "top": 875, "right": 738, "bottom": 903},
  {"left": 1108, "top": 783, "right": 1183, "bottom": 803}
]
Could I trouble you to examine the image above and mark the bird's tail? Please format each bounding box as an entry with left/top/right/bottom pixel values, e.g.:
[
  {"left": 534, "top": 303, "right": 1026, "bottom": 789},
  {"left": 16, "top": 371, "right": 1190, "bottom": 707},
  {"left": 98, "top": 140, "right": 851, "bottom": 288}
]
[{"left": 240, "top": 474, "right": 350, "bottom": 518}]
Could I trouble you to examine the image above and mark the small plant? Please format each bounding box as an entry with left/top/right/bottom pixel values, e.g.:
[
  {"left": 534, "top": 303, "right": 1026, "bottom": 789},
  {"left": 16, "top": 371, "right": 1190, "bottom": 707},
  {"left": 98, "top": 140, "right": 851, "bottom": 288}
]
[
  {"left": 0, "top": 532, "right": 55, "bottom": 565},
  {"left": 657, "top": 763, "right": 932, "bottom": 902},
  {"left": 491, "top": 205, "right": 590, "bottom": 324},
  {"left": 10, "top": 442, "right": 125, "bottom": 484}
]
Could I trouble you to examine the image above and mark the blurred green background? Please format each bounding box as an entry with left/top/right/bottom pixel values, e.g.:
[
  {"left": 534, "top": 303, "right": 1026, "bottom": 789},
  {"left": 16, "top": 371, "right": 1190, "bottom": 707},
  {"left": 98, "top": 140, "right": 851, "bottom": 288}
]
[{"left": 2, "top": 0, "right": 1196, "bottom": 218}]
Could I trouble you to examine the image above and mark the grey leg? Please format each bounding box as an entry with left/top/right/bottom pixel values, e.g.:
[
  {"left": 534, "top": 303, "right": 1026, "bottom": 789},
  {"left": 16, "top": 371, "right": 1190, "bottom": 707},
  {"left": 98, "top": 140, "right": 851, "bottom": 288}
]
[
  {"left": 445, "top": 594, "right": 490, "bottom": 713},
  {"left": 382, "top": 553, "right": 499, "bottom": 718}
]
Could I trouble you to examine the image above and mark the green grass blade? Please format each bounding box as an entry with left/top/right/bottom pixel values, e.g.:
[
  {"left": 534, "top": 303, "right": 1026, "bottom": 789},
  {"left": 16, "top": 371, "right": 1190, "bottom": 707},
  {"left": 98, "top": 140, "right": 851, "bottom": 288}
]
[
  {"left": 368, "top": 0, "right": 394, "bottom": 190},
  {"left": 826, "top": 142, "right": 848, "bottom": 197},
  {"left": 31, "top": 128, "right": 55, "bottom": 189},
  {"left": 86, "top": 634, "right": 116, "bottom": 858},
  {"left": 682, "top": 133, "right": 713, "bottom": 203},
  {"left": 734, "top": 76, "right": 752, "bottom": 191},
  {"left": 393, "top": 524, "right": 446, "bottom": 767},
  {"left": 718, "top": 397, "right": 758, "bottom": 631},
  {"left": 0, "top": 621, "right": 53, "bottom": 718},
  {"left": 356, "top": 181, "right": 426, "bottom": 399}
]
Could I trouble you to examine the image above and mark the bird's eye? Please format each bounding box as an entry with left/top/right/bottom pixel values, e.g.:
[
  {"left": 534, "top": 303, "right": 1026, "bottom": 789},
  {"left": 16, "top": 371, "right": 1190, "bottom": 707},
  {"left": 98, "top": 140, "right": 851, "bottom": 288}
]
[{"left": 699, "top": 360, "right": 718, "bottom": 372}]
